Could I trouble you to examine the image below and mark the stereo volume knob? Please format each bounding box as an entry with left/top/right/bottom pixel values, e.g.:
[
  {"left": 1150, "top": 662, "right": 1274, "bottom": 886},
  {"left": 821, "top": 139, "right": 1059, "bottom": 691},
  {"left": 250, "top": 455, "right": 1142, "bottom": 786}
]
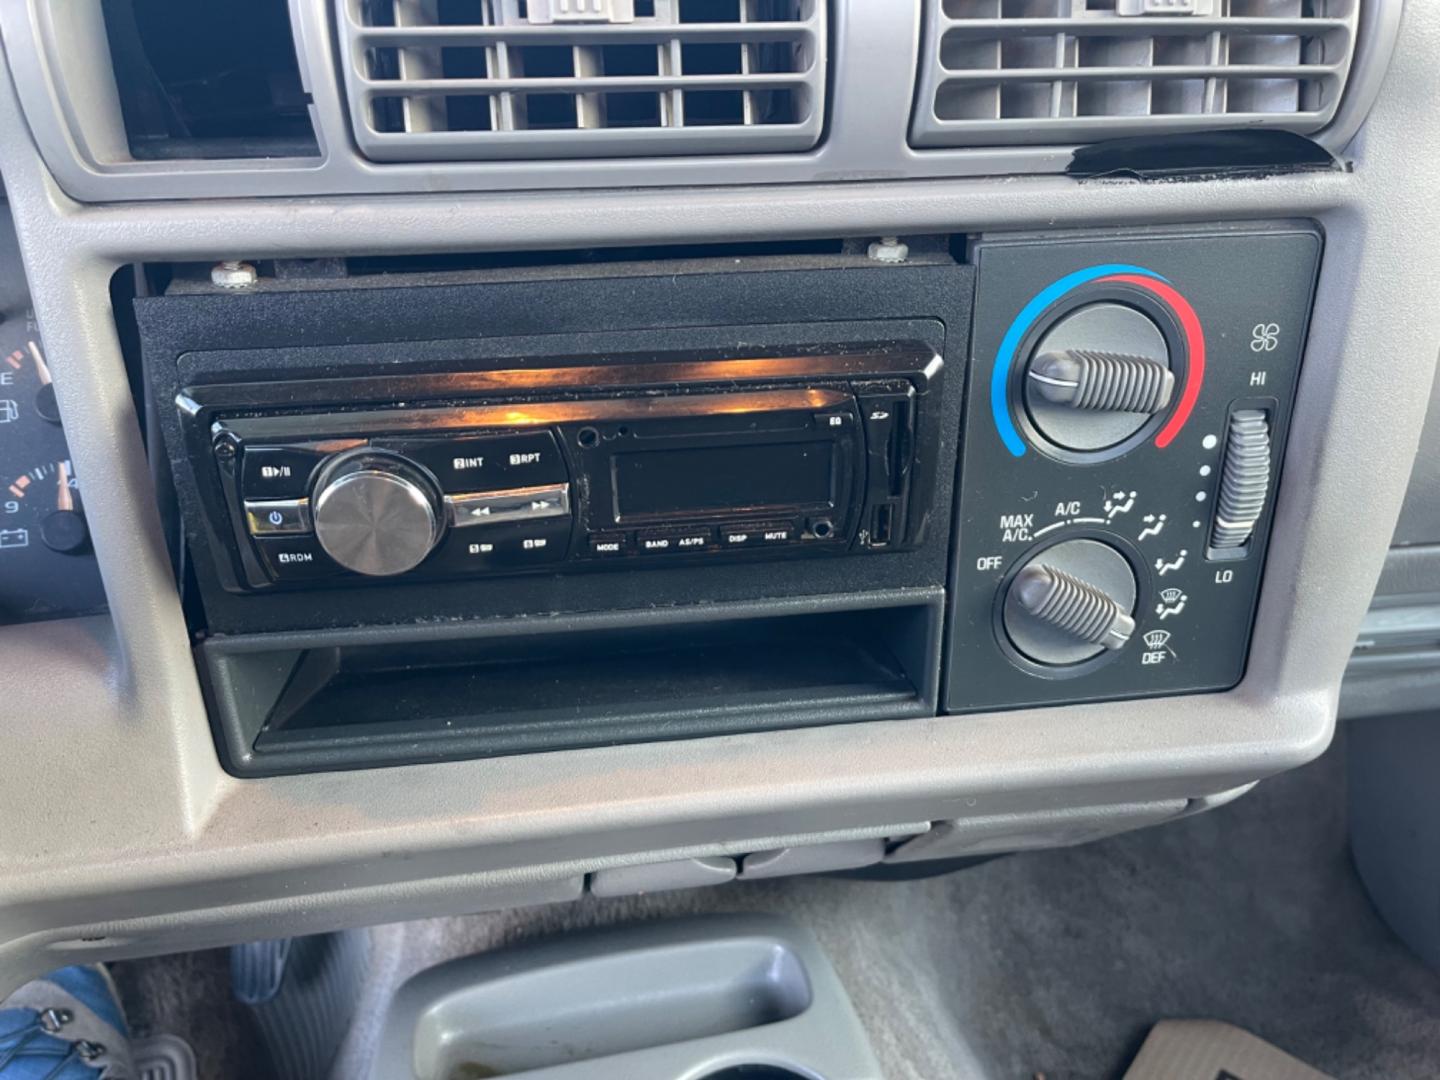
[
  {"left": 1003, "top": 538, "right": 1138, "bottom": 666},
  {"left": 312, "top": 451, "right": 442, "bottom": 576}
]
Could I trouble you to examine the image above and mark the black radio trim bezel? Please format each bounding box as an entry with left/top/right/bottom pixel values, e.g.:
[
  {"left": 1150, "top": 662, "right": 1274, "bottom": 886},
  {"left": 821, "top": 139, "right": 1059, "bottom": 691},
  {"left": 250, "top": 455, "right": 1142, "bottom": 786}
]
[{"left": 137, "top": 263, "right": 970, "bottom": 638}]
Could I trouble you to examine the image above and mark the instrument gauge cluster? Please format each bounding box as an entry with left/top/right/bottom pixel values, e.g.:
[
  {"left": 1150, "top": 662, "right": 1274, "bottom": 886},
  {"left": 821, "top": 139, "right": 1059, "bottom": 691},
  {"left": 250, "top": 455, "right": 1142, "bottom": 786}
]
[{"left": 0, "top": 211, "right": 105, "bottom": 623}]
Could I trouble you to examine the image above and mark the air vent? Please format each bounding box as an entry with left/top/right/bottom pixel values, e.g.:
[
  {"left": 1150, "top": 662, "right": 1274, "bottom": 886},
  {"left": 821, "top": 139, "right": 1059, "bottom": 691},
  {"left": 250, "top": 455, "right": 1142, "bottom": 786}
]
[
  {"left": 338, "top": 0, "right": 826, "bottom": 162},
  {"left": 911, "top": 0, "right": 1360, "bottom": 149},
  {"left": 99, "top": 0, "right": 319, "bottom": 160}
]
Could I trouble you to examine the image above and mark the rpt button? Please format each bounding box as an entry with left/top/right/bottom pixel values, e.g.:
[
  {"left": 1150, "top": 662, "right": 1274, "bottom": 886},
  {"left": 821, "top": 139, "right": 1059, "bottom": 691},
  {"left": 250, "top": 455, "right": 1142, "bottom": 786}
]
[{"left": 407, "top": 432, "right": 568, "bottom": 492}]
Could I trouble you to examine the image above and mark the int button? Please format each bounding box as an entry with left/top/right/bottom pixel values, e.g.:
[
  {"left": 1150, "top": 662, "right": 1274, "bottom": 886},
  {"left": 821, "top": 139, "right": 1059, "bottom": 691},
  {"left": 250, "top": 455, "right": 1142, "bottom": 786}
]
[{"left": 398, "top": 431, "right": 568, "bottom": 492}]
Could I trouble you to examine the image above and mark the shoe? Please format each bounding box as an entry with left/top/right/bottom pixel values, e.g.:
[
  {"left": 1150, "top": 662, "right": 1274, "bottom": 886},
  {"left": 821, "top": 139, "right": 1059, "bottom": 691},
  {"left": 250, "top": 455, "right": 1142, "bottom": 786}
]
[{"left": 0, "top": 966, "right": 133, "bottom": 1078}]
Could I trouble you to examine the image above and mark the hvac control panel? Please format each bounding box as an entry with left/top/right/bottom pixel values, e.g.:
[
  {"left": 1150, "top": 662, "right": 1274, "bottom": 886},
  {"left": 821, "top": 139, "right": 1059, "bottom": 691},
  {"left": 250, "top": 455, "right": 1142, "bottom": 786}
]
[{"left": 946, "top": 225, "right": 1319, "bottom": 711}]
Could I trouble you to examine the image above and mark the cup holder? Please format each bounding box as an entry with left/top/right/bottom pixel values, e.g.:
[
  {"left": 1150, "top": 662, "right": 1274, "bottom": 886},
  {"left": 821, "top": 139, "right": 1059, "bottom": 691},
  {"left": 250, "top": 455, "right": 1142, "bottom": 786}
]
[{"left": 368, "top": 917, "right": 880, "bottom": 1080}]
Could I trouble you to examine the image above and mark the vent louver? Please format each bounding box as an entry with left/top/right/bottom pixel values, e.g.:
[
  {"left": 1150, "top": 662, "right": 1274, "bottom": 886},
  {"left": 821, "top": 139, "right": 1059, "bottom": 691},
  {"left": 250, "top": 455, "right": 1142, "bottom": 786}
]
[
  {"left": 339, "top": 0, "right": 826, "bottom": 162},
  {"left": 911, "top": 0, "right": 1360, "bottom": 149}
]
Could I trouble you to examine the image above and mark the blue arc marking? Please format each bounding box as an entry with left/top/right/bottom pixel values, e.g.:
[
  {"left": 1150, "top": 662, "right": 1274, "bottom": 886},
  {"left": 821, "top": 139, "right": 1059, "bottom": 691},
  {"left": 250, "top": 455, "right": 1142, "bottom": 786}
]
[{"left": 990, "top": 263, "right": 1169, "bottom": 457}]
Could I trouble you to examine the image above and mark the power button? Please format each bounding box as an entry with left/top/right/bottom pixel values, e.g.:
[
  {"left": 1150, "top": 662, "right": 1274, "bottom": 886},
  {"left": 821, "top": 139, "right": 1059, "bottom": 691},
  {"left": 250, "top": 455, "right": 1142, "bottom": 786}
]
[{"left": 244, "top": 498, "right": 312, "bottom": 536}]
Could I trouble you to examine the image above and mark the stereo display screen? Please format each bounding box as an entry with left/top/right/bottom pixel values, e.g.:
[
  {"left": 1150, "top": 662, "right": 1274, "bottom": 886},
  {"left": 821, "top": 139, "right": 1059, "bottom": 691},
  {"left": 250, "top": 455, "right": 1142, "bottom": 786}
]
[{"left": 613, "top": 442, "right": 833, "bottom": 519}]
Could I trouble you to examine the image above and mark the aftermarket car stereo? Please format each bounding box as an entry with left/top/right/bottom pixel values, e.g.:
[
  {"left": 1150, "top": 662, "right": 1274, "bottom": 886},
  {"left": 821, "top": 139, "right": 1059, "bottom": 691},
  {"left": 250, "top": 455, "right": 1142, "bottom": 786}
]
[{"left": 172, "top": 347, "right": 944, "bottom": 592}]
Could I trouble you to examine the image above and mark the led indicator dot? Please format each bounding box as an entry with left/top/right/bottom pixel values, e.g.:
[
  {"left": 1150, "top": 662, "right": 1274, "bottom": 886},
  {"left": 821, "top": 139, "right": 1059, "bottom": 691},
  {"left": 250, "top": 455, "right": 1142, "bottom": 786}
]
[
  {"left": 1195, "top": 491, "right": 1207, "bottom": 502},
  {"left": 1199, "top": 464, "right": 1212, "bottom": 477},
  {"left": 1202, "top": 434, "right": 1218, "bottom": 450},
  {"left": 1192, "top": 520, "right": 1202, "bottom": 528}
]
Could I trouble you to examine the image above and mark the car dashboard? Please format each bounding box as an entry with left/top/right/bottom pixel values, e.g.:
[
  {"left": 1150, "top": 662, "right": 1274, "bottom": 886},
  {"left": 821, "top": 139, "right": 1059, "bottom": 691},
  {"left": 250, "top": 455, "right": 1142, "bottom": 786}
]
[{"left": 0, "top": 0, "right": 1436, "bottom": 1010}]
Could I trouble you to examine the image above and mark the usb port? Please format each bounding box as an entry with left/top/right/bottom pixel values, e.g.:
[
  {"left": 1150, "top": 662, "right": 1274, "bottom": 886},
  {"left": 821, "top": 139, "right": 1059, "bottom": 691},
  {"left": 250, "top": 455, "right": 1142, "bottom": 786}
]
[{"left": 871, "top": 505, "right": 894, "bottom": 547}]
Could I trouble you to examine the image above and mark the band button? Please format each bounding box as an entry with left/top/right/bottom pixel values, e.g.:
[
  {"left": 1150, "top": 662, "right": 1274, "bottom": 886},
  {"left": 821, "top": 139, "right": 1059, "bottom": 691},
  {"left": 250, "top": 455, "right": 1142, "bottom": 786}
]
[{"left": 637, "top": 527, "right": 713, "bottom": 554}]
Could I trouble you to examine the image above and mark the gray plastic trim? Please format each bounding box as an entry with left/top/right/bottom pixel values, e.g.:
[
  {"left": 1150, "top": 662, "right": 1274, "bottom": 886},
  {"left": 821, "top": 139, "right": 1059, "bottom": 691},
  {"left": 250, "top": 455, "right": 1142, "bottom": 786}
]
[
  {"left": 1390, "top": 348, "right": 1440, "bottom": 545},
  {"left": 885, "top": 799, "right": 1188, "bottom": 862},
  {"left": 367, "top": 916, "right": 883, "bottom": 1080},
  {"left": 0, "top": 0, "right": 1401, "bottom": 203},
  {"left": 0, "top": 0, "right": 1435, "bottom": 1000},
  {"left": 740, "top": 837, "right": 889, "bottom": 878},
  {"left": 589, "top": 856, "right": 739, "bottom": 897}
]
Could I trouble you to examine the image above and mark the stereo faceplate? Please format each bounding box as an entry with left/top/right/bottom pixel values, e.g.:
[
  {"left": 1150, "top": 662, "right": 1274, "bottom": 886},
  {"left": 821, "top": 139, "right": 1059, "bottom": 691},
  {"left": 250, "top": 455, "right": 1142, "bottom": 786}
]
[{"left": 183, "top": 348, "right": 943, "bottom": 592}]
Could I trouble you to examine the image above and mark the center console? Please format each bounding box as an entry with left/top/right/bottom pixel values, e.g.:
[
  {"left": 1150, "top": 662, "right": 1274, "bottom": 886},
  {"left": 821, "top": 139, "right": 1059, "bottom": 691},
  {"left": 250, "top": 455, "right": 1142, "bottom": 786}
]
[{"left": 139, "top": 223, "right": 1320, "bottom": 777}]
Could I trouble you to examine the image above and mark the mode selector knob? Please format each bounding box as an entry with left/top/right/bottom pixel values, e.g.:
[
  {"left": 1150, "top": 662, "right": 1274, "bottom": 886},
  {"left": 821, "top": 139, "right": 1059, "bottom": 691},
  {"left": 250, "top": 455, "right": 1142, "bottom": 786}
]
[
  {"left": 1003, "top": 538, "right": 1138, "bottom": 667},
  {"left": 1014, "top": 564, "right": 1135, "bottom": 652},
  {"left": 312, "top": 450, "right": 443, "bottom": 577}
]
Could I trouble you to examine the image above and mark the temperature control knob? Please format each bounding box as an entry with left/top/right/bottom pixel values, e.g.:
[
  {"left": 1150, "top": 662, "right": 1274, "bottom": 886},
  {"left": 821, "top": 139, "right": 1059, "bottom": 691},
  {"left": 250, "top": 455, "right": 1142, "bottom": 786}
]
[
  {"left": 1028, "top": 350, "right": 1174, "bottom": 415},
  {"left": 1003, "top": 538, "right": 1138, "bottom": 666},
  {"left": 312, "top": 451, "right": 442, "bottom": 577},
  {"left": 1023, "top": 302, "right": 1172, "bottom": 453}
]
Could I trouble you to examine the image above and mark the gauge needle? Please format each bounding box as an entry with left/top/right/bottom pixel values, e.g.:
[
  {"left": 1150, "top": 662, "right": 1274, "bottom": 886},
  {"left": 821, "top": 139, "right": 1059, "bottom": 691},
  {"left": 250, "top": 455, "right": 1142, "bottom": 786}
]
[
  {"left": 56, "top": 460, "right": 73, "bottom": 513},
  {"left": 27, "top": 340, "right": 51, "bottom": 385}
]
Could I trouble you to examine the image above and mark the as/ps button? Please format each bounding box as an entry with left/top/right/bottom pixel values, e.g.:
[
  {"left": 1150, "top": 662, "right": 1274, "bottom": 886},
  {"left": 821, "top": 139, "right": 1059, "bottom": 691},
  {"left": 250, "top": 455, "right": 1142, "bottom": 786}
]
[{"left": 637, "top": 527, "right": 712, "bottom": 554}]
